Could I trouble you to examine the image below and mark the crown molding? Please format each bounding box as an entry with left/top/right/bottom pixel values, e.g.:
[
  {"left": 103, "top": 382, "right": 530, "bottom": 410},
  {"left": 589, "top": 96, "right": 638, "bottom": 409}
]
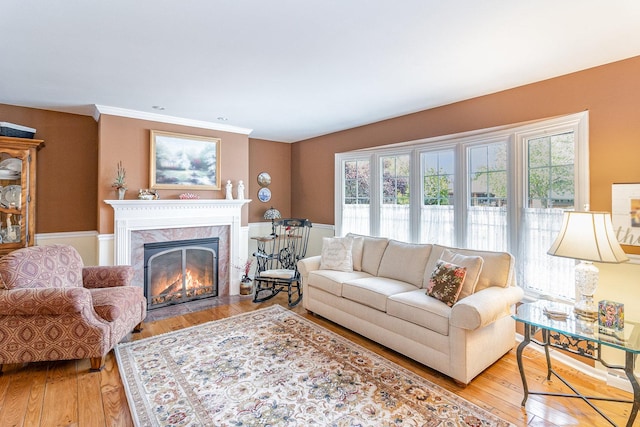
[{"left": 93, "top": 105, "right": 253, "bottom": 136}]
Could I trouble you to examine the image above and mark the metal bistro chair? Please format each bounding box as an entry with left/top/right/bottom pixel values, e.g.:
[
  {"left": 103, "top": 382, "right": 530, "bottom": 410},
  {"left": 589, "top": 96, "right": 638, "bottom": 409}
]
[{"left": 253, "top": 218, "right": 312, "bottom": 306}]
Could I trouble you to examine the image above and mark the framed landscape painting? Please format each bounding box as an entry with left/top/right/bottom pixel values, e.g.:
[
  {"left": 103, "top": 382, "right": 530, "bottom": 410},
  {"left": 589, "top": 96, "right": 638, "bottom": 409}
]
[{"left": 150, "top": 130, "right": 221, "bottom": 190}]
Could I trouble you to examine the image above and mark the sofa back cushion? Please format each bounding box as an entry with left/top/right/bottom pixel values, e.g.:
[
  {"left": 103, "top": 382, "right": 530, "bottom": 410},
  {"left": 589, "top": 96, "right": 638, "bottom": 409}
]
[
  {"left": 0, "top": 244, "right": 84, "bottom": 290},
  {"left": 378, "top": 240, "right": 432, "bottom": 287},
  {"left": 438, "top": 249, "right": 484, "bottom": 300},
  {"left": 359, "top": 236, "right": 390, "bottom": 276},
  {"left": 424, "top": 244, "right": 514, "bottom": 292},
  {"left": 456, "top": 248, "right": 514, "bottom": 292},
  {"left": 349, "top": 235, "right": 365, "bottom": 271}
]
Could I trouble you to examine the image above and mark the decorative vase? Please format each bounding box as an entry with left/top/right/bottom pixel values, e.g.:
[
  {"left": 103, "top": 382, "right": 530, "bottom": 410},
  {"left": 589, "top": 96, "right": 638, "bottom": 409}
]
[
  {"left": 117, "top": 187, "right": 126, "bottom": 200},
  {"left": 239, "top": 277, "right": 253, "bottom": 295}
]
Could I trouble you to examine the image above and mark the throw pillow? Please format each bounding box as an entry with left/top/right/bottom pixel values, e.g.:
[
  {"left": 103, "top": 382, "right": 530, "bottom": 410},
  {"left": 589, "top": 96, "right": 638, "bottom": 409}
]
[
  {"left": 320, "top": 236, "right": 354, "bottom": 272},
  {"left": 440, "top": 249, "right": 484, "bottom": 300},
  {"left": 426, "top": 260, "right": 467, "bottom": 307}
]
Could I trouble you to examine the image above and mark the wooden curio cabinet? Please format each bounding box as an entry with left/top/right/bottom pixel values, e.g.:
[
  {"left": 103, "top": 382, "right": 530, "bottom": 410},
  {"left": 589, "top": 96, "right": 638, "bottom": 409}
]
[{"left": 0, "top": 136, "right": 44, "bottom": 256}]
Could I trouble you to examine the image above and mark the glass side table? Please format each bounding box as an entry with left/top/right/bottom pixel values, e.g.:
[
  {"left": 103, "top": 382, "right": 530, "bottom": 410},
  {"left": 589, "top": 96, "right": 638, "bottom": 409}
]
[{"left": 513, "top": 300, "right": 640, "bottom": 427}]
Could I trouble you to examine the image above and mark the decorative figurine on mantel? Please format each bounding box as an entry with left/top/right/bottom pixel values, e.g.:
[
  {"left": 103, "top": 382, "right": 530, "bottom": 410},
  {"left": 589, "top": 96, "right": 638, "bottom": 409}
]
[
  {"left": 138, "top": 189, "right": 159, "bottom": 200},
  {"left": 237, "top": 180, "right": 245, "bottom": 200},
  {"left": 112, "top": 161, "right": 127, "bottom": 200},
  {"left": 225, "top": 180, "right": 233, "bottom": 200}
]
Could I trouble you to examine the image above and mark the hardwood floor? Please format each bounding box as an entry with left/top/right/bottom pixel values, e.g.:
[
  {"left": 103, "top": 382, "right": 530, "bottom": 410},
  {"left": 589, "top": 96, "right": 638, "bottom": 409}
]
[{"left": 0, "top": 293, "right": 634, "bottom": 426}]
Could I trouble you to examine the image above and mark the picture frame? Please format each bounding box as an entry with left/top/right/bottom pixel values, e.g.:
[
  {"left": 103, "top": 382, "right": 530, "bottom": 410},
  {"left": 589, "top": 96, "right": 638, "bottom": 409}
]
[
  {"left": 150, "top": 130, "right": 221, "bottom": 190},
  {"left": 611, "top": 183, "right": 640, "bottom": 247}
]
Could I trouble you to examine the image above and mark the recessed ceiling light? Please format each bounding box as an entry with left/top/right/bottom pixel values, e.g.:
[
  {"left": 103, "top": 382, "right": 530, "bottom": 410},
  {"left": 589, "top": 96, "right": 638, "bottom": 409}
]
[{"left": 152, "top": 106, "right": 165, "bottom": 111}]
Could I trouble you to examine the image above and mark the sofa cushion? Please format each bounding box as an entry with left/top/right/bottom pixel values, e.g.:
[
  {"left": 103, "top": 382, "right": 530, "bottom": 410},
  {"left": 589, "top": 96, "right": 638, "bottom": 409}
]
[
  {"left": 387, "top": 289, "right": 451, "bottom": 336},
  {"left": 426, "top": 260, "right": 466, "bottom": 307},
  {"left": 377, "top": 240, "right": 432, "bottom": 287},
  {"left": 342, "top": 277, "right": 417, "bottom": 312},
  {"left": 319, "top": 236, "right": 354, "bottom": 272},
  {"left": 440, "top": 249, "right": 484, "bottom": 300},
  {"left": 90, "top": 286, "right": 144, "bottom": 322},
  {"left": 350, "top": 235, "right": 365, "bottom": 271},
  {"left": 308, "top": 270, "right": 372, "bottom": 296},
  {"left": 424, "top": 244, "right": 514, "bottom": 292},
  {"left": 447, "top": 248, "right": 514, "bottom": 291},
  {"left": 360, "top": 236, "right": 389, "bottom": 276}
]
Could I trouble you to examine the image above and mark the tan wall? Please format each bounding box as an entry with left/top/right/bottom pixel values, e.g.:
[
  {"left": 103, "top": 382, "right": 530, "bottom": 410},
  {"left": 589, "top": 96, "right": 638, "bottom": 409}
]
[
  {"left": 248, "top": 138, "right": 291, "bottom": 223},
  {"left": 0, "top": 104, "right": 98, "bottom": 233},
  {"left": 292, "top": 55, "right": 640, "bottom": 256},
  {"left": 97, "top": 114, "right": 250, "bottom": 234}
]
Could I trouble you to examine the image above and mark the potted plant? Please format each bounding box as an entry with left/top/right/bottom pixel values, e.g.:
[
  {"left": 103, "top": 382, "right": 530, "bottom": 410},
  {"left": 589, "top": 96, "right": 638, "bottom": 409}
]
[
  {"left": 112, "top": 161, "right": 127, "bottom": 199},
  {"left": 235, "top": 258, "right": 254, "bottom": 295}
]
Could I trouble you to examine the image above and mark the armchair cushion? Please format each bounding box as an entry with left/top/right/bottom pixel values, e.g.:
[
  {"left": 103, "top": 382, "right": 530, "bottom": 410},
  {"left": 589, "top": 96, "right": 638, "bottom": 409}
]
[
  {"left": 83, "top": 265, "right": 134, "bottom": 288},
  {"left": 0, "top": 244, "right": 83, "bottom": 290}
]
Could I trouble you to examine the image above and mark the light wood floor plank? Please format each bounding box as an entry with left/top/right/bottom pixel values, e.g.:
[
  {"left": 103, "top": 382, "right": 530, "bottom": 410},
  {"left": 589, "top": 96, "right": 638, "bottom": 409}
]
[
  {"left": 100, "top": 352, "right": 134, "bottom": 427},
  {"left": 0, "top": 366, "right": 37, "bottom": 427},
  {"left": 40, "top": 361, "right": 79, "bottom": 426},
  {"left": 77, "top": 358, "right": 106, "bottom": 427},
  {"left": 22, "top": 363, "right": 48, "bottom": 427}
]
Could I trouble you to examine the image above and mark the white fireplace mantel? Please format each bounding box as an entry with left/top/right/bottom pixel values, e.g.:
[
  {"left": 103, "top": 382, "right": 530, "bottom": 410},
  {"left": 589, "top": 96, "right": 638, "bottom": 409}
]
[{"left": 105, "top": 199, "right": 250, "bottom": 294}]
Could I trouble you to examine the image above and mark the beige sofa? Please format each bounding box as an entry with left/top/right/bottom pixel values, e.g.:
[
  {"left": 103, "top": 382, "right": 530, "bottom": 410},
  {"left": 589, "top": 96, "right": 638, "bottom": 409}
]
[{"left": 298, "top": 235, "right": 524, "bottom": 385}]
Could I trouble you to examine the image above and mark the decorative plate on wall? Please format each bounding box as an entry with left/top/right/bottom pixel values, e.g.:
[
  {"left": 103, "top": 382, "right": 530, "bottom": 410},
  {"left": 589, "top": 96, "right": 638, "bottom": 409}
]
[
  {"left": 257, "top": 172, "right": 271, "bottom": 187},
  {"left": 257, "top": 187, "right": 271, "bottom": 202}
]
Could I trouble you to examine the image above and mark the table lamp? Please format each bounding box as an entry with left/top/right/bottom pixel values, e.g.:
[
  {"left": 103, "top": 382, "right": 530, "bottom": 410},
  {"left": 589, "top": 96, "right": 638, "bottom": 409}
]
[
  {"left": 264, "top": 206, "right": 281, "bottom": 236},
  {"left": 547, "top": 211, "right": 628, "bottom": 321}
]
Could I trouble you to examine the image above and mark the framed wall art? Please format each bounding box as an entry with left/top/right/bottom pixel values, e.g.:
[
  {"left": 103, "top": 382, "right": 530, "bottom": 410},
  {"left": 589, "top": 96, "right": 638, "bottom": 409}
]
[
  {"left": 150, "top": 130, "right": 221, "bottom": 190},
  {"left": 611, "top": 183, "right": 640, "bottom": 247}
]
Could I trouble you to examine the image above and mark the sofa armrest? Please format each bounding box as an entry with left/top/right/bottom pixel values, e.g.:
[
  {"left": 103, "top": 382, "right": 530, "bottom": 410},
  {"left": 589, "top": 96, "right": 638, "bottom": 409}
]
[
  {"left": 0, "top": 287, "right": 92, "bottom": 315},
  {"left": 297, "top": 255, "right": 321, "bottom": 279},
  {"left": 82, "top": 265, "right": 134, "bottom": 289},
  {"left": 450, "top": 285, "right": 524, "bottom": 330}
]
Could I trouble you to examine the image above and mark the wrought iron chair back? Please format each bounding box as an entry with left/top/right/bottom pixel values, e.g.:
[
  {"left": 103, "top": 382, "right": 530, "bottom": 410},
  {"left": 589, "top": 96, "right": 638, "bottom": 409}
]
[{"left": 253, "top": 218, "right": 312, "bottom": 306}]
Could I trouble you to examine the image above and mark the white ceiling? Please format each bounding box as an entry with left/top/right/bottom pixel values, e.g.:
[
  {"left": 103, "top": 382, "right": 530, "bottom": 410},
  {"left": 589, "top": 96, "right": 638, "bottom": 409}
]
[{"left": 2, "top": 1, "right": 640, "bottom": 143}]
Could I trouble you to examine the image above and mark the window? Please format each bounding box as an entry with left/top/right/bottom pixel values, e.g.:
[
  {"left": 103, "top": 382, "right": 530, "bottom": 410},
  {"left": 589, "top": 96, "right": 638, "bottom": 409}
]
[
  {"left": 517, "top": 130, "right": 579, "bottom": 300},
  {"left": 380, "top": 154, "right": 410, "bottom": 241},
  {"left": 336, "top": 112, "right": 588, "bottom": 301},
  {"left": 466, "top": 141, "right": 508, "bottom": 251},
  {"left": 421, "top": 149, "right": 455, "bottom": 246},
  {"left": 340, "top": 157, "right": 370, "bottom": 236}
]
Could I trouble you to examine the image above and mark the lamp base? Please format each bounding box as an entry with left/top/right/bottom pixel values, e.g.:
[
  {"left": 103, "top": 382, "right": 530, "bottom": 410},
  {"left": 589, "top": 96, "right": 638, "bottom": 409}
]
[{"left": 574, "top": 261, "right": 599, "bottom": 322}]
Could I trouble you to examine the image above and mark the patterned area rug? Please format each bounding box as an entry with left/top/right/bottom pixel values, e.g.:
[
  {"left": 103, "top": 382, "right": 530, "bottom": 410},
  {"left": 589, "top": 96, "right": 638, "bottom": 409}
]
[{"left": 115, "top": 305, "right": 512, "bottom": 426}]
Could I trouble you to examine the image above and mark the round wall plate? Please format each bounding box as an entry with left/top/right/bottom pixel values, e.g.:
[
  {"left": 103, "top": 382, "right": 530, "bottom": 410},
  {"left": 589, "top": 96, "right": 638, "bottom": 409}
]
[
  {"left": 257, "top": 172, "right": 271, "bottom": 187},
  {"left": 257, "top": 187, "right": 271, "bottom": 202}
]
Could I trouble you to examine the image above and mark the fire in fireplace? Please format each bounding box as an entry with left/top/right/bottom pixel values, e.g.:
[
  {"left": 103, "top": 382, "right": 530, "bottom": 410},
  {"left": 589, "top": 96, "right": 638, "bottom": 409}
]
[{"left": 143, "top": 237, "right": 219, "bottom": 309}]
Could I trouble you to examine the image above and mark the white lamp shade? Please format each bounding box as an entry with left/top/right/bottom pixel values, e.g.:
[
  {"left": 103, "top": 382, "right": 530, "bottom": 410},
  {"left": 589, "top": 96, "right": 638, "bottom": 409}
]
[{"left": 547, "top": 211, "right": 629, "bottom": 263}]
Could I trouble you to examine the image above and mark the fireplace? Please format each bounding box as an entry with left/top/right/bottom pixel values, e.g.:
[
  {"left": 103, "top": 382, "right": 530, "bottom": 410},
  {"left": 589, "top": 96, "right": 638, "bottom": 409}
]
[
  {"left": 105, "top": 199, "right": 250, "bottom": 297},
  {"left": 144, "top": 237, "right": 219, "bottom": 309}
]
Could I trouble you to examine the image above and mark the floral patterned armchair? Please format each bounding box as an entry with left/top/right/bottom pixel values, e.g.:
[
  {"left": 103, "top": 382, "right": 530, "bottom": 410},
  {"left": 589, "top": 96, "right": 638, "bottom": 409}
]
[{"left": 0, "top": 244, "right": 146, "bottom": 373}]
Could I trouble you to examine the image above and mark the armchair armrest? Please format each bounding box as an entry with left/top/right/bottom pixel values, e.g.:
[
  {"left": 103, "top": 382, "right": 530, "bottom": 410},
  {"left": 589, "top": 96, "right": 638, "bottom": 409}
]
[
  {"left": 82, "top": 265, "right": 134, "bottom": 289},
  {"left": 450, "top": 285, "right": 524, "bottom": 330},
  {"left": 297, "top": 255, "right": 321, "bottom": 279},
  {"left": 0, "top": 287, "right": 92, "bottom": 315}
]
